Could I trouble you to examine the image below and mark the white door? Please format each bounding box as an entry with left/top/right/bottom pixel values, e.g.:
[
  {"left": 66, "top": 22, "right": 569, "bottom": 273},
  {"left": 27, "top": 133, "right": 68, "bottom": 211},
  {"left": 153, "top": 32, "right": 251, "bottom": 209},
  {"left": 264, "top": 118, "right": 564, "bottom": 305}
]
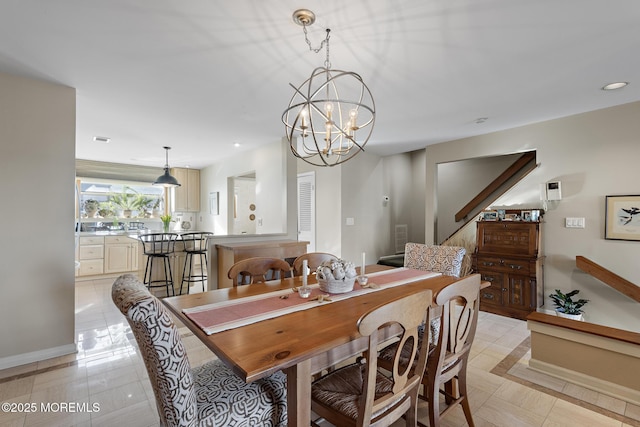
[{"left": 297, "top": 172, "right": 316, "bottom": 252}]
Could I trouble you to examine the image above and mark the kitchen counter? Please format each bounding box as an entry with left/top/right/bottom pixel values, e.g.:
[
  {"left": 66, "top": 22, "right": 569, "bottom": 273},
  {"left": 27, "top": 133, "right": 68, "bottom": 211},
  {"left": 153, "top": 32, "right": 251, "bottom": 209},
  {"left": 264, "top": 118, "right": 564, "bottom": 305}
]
[
  {"left": 79, "top": 230, "right": 212, "bottom": 238},
  {"left": 216, "top": 239, "right": 309, "bottom": 288}
]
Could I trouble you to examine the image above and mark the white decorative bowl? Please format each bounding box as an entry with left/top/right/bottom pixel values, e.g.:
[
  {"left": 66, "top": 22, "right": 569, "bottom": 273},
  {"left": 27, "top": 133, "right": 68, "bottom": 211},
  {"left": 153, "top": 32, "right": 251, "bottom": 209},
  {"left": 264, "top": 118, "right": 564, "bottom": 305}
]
[{"left": 317, "top": 277, "right": 356, "bottom": 294}]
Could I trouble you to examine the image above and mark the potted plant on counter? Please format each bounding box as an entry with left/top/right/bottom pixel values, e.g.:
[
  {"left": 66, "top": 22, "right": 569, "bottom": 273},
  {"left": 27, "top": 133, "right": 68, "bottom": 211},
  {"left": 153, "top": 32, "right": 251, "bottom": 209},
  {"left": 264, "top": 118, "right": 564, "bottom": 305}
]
[
  {"left": 549, "top": 289, "right": 589, "bottom": 320},
  {"left": 148, "top": 197, "right": 162, "bottom": 218},
  {"left": 107, "top": 186, "right": 147, "bottom": 218},
  {"left": 160, "top": 214, "right": 173, "bottom": 233},
  {"left": 83, "top": 199, "right": 99, "bottom": 218}
]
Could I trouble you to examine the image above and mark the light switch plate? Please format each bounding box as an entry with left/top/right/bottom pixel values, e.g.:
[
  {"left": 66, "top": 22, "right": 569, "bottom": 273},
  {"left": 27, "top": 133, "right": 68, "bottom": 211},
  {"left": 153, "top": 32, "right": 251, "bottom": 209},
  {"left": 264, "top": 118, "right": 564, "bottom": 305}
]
[
  {"left": 565, "top": 217, "right": 585, "bottom": 228},
  {"left": 346, "top": 217, "right": 355, "bottom": 226}
]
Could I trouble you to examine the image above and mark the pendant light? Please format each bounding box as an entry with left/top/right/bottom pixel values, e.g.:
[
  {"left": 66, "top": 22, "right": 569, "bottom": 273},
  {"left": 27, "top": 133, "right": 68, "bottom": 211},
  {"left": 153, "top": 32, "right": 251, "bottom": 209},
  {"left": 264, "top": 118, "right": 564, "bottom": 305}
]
[
  {"left": 153, "top": 146, "right": 181, "bottom": 187},
  {"left": 283, "top": 9, "right": 376, "bottom": 167}
]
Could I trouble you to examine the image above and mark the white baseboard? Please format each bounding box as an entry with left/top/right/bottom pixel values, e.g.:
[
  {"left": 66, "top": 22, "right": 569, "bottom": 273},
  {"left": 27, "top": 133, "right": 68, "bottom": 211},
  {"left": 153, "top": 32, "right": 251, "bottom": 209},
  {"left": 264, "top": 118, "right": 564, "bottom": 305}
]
[
  {"left": 0, "top": 344, "right": 77, "bottom": 370},
  {"left": 529, "top": 358, "right": 640, "bottom": 406}
]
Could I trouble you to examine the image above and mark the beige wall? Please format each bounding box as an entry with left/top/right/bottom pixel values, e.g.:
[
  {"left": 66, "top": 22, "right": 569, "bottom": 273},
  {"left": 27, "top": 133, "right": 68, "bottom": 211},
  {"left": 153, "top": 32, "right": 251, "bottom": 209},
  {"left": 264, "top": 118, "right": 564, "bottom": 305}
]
[
  {"left": 409, "top": 150, "right": 426, "bottom": 244},
  {"left": 436, "top": 153, "right": 525, "bottom": 242},
  {"left": 297, "top": 161, "right": 343, "bottom": 257},
  {"left": 204, "top": 139, "right": 298, "bottom": 289},
  {"left": 200, "top": 139, "right": 288, "bottom": 235},
  {"left": 298, "top": 150, "right": 397, "bottom": 265},
  {"left": 424, "top": 101, "right": 640, "bottom": 331},
  {"left": 0, "top": 72, "right": 76, "bottom": 367},
  {"left": 303, "top": 149, "right": 425, "bottom": 263},
  {"left": 528, "top": 320, "right": 640, "bottom": 404},
  {"left": 340, "top": 151, "right": 393, "bottom": 265}
]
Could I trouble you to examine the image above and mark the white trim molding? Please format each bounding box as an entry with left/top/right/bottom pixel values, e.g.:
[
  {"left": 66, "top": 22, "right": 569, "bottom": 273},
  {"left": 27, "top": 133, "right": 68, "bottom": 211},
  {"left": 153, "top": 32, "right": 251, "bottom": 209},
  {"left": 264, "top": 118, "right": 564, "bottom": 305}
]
[{"left": 0, "top": 344, "right": 77, "bottom": 370}]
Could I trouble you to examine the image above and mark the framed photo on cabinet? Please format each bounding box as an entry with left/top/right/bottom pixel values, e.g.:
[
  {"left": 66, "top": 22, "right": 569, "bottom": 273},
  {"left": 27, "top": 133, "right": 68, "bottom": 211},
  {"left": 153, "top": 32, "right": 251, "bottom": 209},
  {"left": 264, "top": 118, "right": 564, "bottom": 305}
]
[
  {"left": 605, "top": 195, "right": 640, "bottom": 241},
  {"left": 481, "top": 210, "right": 498, "bottom": 221}
]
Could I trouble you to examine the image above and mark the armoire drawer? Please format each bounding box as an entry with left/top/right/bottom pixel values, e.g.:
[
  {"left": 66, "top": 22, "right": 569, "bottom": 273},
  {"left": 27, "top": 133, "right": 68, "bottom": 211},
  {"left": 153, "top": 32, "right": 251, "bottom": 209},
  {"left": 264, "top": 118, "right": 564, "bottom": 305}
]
[{"left": 476, "top": 257, "right": 531, "bottom": 274}]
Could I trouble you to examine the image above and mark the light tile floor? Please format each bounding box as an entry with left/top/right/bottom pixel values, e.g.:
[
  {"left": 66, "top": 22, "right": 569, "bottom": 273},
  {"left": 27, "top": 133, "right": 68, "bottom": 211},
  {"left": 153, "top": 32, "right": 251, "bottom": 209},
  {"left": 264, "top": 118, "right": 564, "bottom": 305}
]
[{"left": 1, "top": 276, "right": 638, "bottom": 427}]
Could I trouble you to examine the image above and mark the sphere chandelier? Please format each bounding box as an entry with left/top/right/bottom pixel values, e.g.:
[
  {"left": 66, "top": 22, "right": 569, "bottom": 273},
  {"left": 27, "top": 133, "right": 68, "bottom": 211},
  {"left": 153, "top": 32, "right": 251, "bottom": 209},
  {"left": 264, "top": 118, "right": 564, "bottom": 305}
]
[{"left": 282, "top": 9, "right": 375, "bottom": 167}]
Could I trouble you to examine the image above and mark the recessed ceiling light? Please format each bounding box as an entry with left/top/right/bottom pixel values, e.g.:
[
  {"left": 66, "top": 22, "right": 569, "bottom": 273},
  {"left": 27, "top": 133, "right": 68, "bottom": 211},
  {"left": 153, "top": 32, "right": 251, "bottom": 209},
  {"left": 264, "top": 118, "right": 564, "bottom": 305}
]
[
  {"left": 234, "top": 143, "right": 241, "bottom": 148},
  {"left": 601, "top": 82, "right": 629, "bottom": 91},
  {"left": 93, "top": 136, "right": 110, "bottom": 143}
]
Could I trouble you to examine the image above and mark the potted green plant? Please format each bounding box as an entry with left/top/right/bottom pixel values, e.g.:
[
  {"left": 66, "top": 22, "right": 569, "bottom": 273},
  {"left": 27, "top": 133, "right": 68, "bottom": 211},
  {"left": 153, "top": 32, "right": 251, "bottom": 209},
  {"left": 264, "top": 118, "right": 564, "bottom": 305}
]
[
  {"left": 98, "top": 201, "right": 114, "bottom": 218},
  {"left": 108, "top": 186, "right": 146, "bottom": 218},
  {"left": 83, "top": 199, "right": 100, "bottom": 218},
  {"left": 549, "top": 289, "right": 589, "bottom": 320},
  {"left": 149, "top": 197, "right": 162, "bottom": 218},
  {"left": 134, "top": 194, "right": 155, "bottom": 218}
]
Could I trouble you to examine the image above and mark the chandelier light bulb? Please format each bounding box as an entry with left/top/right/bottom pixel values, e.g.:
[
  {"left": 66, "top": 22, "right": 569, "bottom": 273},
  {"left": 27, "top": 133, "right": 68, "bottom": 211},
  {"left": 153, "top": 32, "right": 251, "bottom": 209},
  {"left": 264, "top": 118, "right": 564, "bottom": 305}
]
[
  {"left": 299, "top": 109, "right": 308, "bottom": 129},
  {"left": 349, "top": 109, "right": 358, "bottom": 129},
  {"left": 324, "top": 102, "right": 333, "bottom": 120},
  {"left": 325, "top": 121, "right": 332, "bottom": 142}
]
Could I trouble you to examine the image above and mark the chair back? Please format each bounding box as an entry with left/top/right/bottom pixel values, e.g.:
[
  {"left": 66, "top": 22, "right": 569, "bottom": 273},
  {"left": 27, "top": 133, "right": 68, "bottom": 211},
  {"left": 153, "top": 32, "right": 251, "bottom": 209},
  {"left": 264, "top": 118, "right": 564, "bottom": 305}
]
[
  {"left": 228, "top": 257, "right": 292, "bottom": 286},
  {"left": 180, "top": 232, "right": 212, "bottom": 253},
  {"left": 430, "top": 274, "right": 481, "bottom": 380},
  {"left": 292, "top": 252, "right": 338, "bottom": 276},
  {"left": 111, "top": 274, "right": 197, "bottom": 426},
  {"left": 404, "top": 242, "right": 466, "bottom": 277},
  {"left": 139, "top": 233, "right": 179, "bottom": 256},
  {"left": 358, "top": 289, "right": 432, "bottom": 425}
]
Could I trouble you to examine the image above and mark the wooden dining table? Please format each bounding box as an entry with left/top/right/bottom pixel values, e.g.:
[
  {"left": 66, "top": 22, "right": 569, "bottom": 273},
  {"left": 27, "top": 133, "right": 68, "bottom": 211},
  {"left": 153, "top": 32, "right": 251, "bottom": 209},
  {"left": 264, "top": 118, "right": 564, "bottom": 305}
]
[{"left": 162, "top": 264, "right": 464, "bottom": 426}]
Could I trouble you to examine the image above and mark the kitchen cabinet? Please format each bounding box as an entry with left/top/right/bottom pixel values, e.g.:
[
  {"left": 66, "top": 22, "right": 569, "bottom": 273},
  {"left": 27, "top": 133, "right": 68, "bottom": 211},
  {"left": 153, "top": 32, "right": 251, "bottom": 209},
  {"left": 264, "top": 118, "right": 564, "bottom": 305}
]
[
  {"left": 171, "top": 168, "right": 200, "bottom": 212},
  {"left": 78, "top": 236, "right": 105, "bottom": 276},
  {"left": 104, "top": 236, "right": 140, "bottom": 274},
  {"left": 472, "top": 220, "right": 544, "bottom": 320}
]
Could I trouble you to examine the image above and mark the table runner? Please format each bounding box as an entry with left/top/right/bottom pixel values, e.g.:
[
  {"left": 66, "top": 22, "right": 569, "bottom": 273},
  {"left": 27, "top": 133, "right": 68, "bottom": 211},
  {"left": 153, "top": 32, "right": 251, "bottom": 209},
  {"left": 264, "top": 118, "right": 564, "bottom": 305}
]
[{"left": 183, "top": 268, "right": 440, "bottom": 335}]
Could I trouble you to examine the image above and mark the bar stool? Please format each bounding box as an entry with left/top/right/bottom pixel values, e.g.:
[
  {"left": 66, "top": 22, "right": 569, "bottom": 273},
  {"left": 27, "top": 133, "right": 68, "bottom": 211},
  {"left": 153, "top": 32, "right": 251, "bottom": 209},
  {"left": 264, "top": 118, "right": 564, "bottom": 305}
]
[
  {"left": 180, "top": 232, "right": 213, "bottom": 294},
  {"left": 139, "top": 233, "right": 179, "bottom": 297}
]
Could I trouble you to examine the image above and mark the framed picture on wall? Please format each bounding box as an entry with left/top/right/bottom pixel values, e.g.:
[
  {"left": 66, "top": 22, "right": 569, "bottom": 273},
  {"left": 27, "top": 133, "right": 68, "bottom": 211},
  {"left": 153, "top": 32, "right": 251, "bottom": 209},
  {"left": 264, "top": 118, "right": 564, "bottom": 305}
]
[{"left": 605, "top": 195, "right": 640, "bottom": 241}]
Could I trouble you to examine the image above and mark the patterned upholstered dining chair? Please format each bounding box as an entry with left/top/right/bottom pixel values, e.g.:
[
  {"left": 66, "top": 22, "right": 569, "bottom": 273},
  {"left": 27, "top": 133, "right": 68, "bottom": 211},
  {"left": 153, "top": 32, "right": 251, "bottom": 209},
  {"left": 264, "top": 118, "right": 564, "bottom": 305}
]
[
  {"left": 112, "top": 274, "right": 287, "bottom": 426},
  {"left": 403, "top": 242, "right": 468, "bottom": 346},
  {"left": 310, "top": 289, "right": 433, "bottom": 427},
  {"left": 403, "top": 242, "right": 467, "bottom": 278}
]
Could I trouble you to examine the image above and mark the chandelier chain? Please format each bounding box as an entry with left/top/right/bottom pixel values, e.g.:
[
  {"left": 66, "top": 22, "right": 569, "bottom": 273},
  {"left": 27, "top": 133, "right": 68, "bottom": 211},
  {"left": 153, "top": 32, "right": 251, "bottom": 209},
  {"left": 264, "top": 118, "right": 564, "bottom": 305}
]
[{"left": 302, "top": 25, "right": 331, "bottom": 69}]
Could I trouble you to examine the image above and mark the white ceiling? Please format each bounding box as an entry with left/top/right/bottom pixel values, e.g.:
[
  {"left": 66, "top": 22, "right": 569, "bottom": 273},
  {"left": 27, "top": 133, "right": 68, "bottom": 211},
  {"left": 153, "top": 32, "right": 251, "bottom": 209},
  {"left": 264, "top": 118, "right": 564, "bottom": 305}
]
[{"left": 1, "top": 1, "right": 639, "bottom": 169}]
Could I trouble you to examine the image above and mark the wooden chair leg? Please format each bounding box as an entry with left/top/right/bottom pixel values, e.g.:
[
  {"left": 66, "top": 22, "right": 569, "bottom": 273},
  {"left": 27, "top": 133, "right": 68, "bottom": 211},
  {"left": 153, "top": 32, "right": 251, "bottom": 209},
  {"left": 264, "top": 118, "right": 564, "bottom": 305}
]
[
  {"left": 458, "top": 368, "right": 474, "bottom": 427},
  {"left": 428, "top": 378, "right": 440, "bottom": 427},
  {"left": 406, "top": 392, "right": 418, "bottom": 427},
  {"left": 444, "top": 378, "right": 458, "bottom": 404}
]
